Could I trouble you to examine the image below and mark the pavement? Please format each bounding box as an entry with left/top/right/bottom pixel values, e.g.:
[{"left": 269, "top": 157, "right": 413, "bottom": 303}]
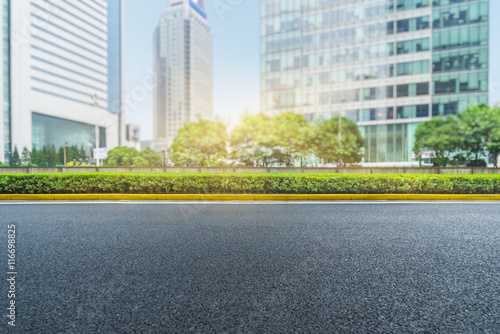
[{"left": 1, "top": 202, "right": 500, "bottom": 333}]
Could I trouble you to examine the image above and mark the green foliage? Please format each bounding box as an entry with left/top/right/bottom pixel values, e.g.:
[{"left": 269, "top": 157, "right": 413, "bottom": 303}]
[
  {"left": 9, "top": 147, "right": 21, "bottom": 166},
  {"left": 21, "top": 147, "right": 31, "bottom": 165},
  {"left": 104, "top": 147, "right": 162, "bottom": 167},
  {"left": 311, "top": 117, "right": 364, "bottom": 165},
  {"left": 141, "top": 148, "right": 162, "bottom": 166},
  {"left": 265, "top": 112, "right": 313, "bottom": 167},
  {"left": 414, "top": 117, "right": 457, "bottom": 166},
  {"left": 29, "top": 146, "right": 63, "bottom": 166},
  {"left": 230, "top": 113, "right": 272, "bottom": 167},
  {"left": 105, "top": 147, "right": 140, "bottom": 166},
  {"left": 414, "top": 105, "right": 500, "bottom": 166},
  {"left": 171, "top": 119, "right": 228, "bottom": 167},
  {"left": 0, "top": 173, "right": 499, "bottom": 195},
  {"left": 228, "top": 112, "right": 364, "bottom": 167}
]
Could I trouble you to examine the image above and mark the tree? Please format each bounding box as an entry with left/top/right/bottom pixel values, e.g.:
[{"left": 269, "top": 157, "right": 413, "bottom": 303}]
[
  {"left": 79, "top": 144, "right": 88, "bottom": 161},
  {"left": 171, "top": 119, "right": 228, "bottom": 167},
  {"left": 21, "top": 147, "right": 31, "bottom": 165},
  {"left": 230, "top": 113, "right": 272, "bottom": 166},
  {"left": 131, "top": 156, "right": 149, "bottom": 167},
  {"left": 413, "top": 117, "right": 459, "bottom": 167},
  {"left": 487, "top": 110, "right": 500, "bottom": 167},
  {"left": 104, "top": 147, "right": 163, "bottom": 167},
  {"left": 68, "top": 145, "right": 80, "bottom": 164},
  {"left": 311, "top": 117, "right": 364, "bottom": 166},
  {"left": 105, "top": 147, "right": 141, "bottom": 166},
  {"left": 264, "top": 112, "right": 312, "bottom": 167},
  {"left": 141, "top": 148, "right": 162, "bottom": 167},
  {"left": 47, "top": 145, "right": 60, "bottom": 166},
  {"left": 10, "top": 146, "right": 21, "bottom": 166},
  {"left": 455, "top": 105, "right": 491, "bottom": 165},
  {"left": 413, "top": 105, "right": 500, "bottom": 167}
]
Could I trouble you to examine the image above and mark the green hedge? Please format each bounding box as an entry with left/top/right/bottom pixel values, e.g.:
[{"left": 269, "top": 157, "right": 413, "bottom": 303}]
[{"left": 0, "top": 173, "right": 499, "bottom": 194}]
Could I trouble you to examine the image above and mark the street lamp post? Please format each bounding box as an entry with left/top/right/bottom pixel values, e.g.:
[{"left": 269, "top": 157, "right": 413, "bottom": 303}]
[
  {"left": 339, "top": 98, "right": 346, "bottom": 168},
  {"left": 88, "top": 143, "right": 92, "bottom": 167},
  {"left": 63, "top": 143, "right": 70, "bottom": 166},
  {"left": 338, "top": 113, "right": 342, "bottom": 168}
]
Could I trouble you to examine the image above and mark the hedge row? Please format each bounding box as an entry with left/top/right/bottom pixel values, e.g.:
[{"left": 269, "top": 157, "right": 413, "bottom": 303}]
[{"left": 0, "top": 173, "right": 499, "bottom": 194}]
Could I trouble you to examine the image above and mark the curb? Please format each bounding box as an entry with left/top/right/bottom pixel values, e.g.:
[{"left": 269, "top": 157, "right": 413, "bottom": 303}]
[{"left": 0, "top": 194, "right": 499, "bottom": 201}]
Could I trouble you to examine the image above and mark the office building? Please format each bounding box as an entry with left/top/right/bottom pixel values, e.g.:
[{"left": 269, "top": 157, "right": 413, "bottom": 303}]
[
  {"left": 261, "top": 0, "right": 491, "bottom": 165},
  {"left": 153, "top": 0, "right": 213, "bottom": 147},
  {"left": 0, "top": 0, "right": 123, "bottom": 163}
]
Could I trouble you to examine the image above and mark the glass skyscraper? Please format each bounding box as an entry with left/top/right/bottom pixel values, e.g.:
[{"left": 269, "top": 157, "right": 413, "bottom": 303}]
[
  {"left": 0, "top": 0, "right": 123, "bottom": 163},
  {"left": 261, "top": 0, "right": 490, "bottom": 165},
  {"left": 2, "top": 0, "right": 10, "bottom": 163},
  {"left": 153, "top": 0, "right": 213, "bottom": 147}
]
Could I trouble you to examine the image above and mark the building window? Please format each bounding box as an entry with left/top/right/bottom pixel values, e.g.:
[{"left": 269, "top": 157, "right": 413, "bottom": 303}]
[{"left": 32, "top": 113, "right": 104, "bottom": 150}]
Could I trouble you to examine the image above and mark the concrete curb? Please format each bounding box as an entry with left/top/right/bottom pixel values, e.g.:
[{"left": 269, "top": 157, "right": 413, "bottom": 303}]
[{"left": 0, "top": 194, "right": 500, "bottom": 201}]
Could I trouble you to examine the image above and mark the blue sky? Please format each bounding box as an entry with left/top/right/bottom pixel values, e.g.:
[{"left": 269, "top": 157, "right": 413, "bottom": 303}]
[
  {"left": 124, "top": 1, "right": 500, "bottom": 141},
  {"left": 124, "top": 0, "right": 260, "bottom": 140}
]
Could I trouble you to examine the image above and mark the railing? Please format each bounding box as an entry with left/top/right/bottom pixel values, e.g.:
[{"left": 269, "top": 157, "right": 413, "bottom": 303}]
[{"left": 0, "top": 167, "right": 499, "bottom": 174}]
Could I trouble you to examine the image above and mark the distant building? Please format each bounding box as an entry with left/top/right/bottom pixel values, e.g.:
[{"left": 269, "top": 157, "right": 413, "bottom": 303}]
[
  {"left": 260, "top": 0, "right": 491, "bottom": 165},
  {"left": 0, "top": 0, "right": 124, "bottom": 163},
  {"left": 153, "top": 0, "right": 213, "bottom": 147},
  {"left": 125, "top": 124, "right": 141, "bottom": 150}
]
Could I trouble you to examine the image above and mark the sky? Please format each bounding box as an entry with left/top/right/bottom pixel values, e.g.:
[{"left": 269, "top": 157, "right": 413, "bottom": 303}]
[{"left": 124, "top": 0, "right": 260, "bottom": 141}]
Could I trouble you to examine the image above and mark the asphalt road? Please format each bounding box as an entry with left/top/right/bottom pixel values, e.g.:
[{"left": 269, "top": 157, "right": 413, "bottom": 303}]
[{"left": 1, "top": 202, "right": 500, "bottom": 333}]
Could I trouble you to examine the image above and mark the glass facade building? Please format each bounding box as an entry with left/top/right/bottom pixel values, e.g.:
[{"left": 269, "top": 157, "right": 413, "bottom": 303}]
[
  {"left": 2, "top": 0, "right": 10, "bottom": 163},
  {"left": 153, "top": 0, "right": 213, "bottom": 147},
  {"left": 261, "top": 0, "right": 490, "bottom": 165},
  {"left": 107, "top": 0, "right": 122, "bottom": 116},
  {"left": 0, "top": 0, "right": 123, "bottom": 163},
  {"left": 32, "top": 113, "right": 105, "bottom": 150}
]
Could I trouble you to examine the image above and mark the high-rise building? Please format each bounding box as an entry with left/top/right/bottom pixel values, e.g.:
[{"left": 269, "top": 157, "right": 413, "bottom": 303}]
[
  {"left": 261, "top": 0, "right": 491, "bottom": 165},
  {"left": 153, "top": 0, "right": 213, "bottom": 147},
  {"left": 0, "top": 0, "right": 123, "bottom": 163}
]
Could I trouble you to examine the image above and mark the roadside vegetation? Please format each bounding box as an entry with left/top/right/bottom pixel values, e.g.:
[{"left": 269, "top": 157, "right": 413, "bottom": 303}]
[
  {"left": 3, "top": 106, "right": 499, "bottom": 168},
  {"left": 0, "top": 173, "right": 499, "bottom": 195},
  {"left": 414, "top": 105, "right": 500, "bottom": 167},
  {"left": 171, "top": 112, "right": 364, "bottom": 167}
]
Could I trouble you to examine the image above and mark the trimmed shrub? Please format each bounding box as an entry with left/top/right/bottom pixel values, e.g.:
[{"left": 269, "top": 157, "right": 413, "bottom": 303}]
[{"left": 0, "top": 173, "right": 499, "bottom": 195}]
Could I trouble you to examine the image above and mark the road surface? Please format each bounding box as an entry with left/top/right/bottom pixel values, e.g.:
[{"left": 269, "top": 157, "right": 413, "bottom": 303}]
[{"left": 1, "top": 202, "right": 500, "bottom": 333}]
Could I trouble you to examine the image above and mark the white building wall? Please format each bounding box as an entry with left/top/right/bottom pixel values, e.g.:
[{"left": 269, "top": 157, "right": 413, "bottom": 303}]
[
  {"left": 9, "top": 0, "right": 120, "bottom": 155},
  {"left": 0, "top": 1, "right": 5, "bottom": 162}
]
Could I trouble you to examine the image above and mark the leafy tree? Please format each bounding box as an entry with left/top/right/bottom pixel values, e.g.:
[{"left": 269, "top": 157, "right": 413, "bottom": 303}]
[
  {"left": 414, "top": 105, "right": 500, "bottom": 166},
  {"left": 58, "top": 147, "right": 65, "bottom": 165},
  {"left": 171, "top": 119, "right": 228, "bottom": 167},
  {"left": 311, "top": 117, "right": 364, "bottom": 166},
  {"left": 264, "top": 112, "right": 312, "bottom": 167},
  {"left": 79, "top": 144, "right": 88, "bottom": 161},
  {"left": 131, "top": 156, "right": 149, "bottom": 167},
  {"left": 68, "top": 145, "right": 80, "bottom": 164},
  {"left": 141, "top": 148, "right": 162, "bottom": 166},
  {"left": 9, "top": 146, "right": 21, "bottom": 166},
  {"left": 455, "top": 105, "right": 491, "bottom": 165},
  {"left": 488, "top": 117, "right": 500, "bottom": 167},
  {"left": 413, "top": 117, "right": 461, "bottom": 166},
  {"left": 105, "top": 147, "right": 141, "bottom": 166},
  {"left": 21, "top": 147, "right": 31, "bottom": 165},
  {"left": 47, "top": 145, "right": 60, "bottom": 166},
  {"left": 104, "top": 147, "right": 163, "bottom": 167},
  {"left": 230, "top": 113, "right": 272, "bottom": 166}
]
